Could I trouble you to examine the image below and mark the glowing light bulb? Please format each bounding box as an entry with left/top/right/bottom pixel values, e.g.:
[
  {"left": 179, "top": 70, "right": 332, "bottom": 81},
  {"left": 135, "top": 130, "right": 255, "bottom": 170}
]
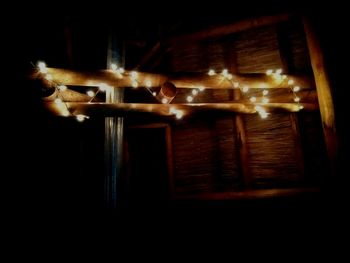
[
  {"left": 222, "top": 69, "right": 228, "bottom": 76},
  {"left": 227, "top": 74, "right": 233, "bottom": 80},
  {"left": 130, "top": 71, "right": 138, "bottom": 79},
  {"left": 145, "top": 80, "right": 152, "bottom": 88},
  {"left": 169, "top": 107, "right": 177, "bottom": 114},
  {"left": 58, "top": 85, "right": 67, "bottom": 91},
  {"left": 132, "top": 80, "right": 138, "bottom": 88},
  {"left": 262, "top": 97, "right": 269, "bottom": 103},
  {"left": 38, "top": 61, "right": 47, "bottom": 73},
  {"left": 87, "top": 90, "right": 95, "bottom": 97},
  {"left": 266, "top": 69, "right": 273, "bottom": 75},
  {"left": 152, "top": 92, "right": 156, "bottom": 96},
  {"left": 282, "top": 75, "right": 287, "bottom": 80},
  {"left": 45, "top": 74, "right": 53, "bottom": 81},
  {"left": 76, "top": 115, "right": 85, "bottom": 122},
  {"left": 288, "top": 79, "right": 294, "bottom": 85},
  {"left": 250, "top": 97, "right": 256, "bottom": 102},
  {"left": 208, "top": 69, "right": 216, "bottom": 76},
  {"left": 186, "top": 96, "right": 193, "bottom": 102},
  {"left": 176, "top": 111, "right": 183, "bottom": 119},
  {"left": 198, "top": 86, "right": 205, "bottom": 91},
  {"left": 192, "top": 89, "right": 198, "bottom": 95},
  {"left": 62, "top": 110, "right": 70, "bottom": 117},
  {"left": 54, "top": 98, "right": 62, "bottom": 104},
  {"left": 161, "top": 98, "right": 168, "bottom": 104},
  {"left": 118, "top": 68, "right": 125, "bottom": 74},
  {"left": 242, "top": 86, "right": 249, "bottom": 93},
  {"left": 299, "top": 105, "right": 304, "bottom": 110},
  {"left": 233, "top": 82, "right": 239, "bottom": 88},
  {"left": 294, "top": 97, "right": 300, "bottom": 102},
  {"left": 293, "top": 86, "right": 300, "bottom": 92},
  {"left": 111, "top": 63, "right": 118, "bottom": 71},
  {"left": 260, "top": 112, "right": 268, "bottom": 119},
  {"left": 263, "top": 90, "right": 269, "bottom": 96},
  {"left": 276, "top": 69, "right": 282, "bottom": 75}
]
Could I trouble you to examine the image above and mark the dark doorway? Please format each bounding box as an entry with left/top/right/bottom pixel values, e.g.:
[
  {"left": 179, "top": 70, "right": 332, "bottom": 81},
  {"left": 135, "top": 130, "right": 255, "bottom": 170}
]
[{"left": 125, "top": 125, "right": 171, "bottom": 210}]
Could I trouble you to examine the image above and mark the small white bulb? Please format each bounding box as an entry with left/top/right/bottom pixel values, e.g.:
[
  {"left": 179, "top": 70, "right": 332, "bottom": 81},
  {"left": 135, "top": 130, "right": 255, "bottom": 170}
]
[
  {"left": 262, "top": 97, "right": 269, "bottom": 103},
  {"left": 111, "top": 63, "right": 118, "bottom": 71},
  {"left": 161, "top": 98, "right": 168, "bottom": 104},
  {"left": 294, "top": 97, "right": 300, "bottom": 102},
  {"left": 58, "top": 85, "right": 67, "bottom": 91},
  {"left": 176, "top": 111, "right": 183, "bottom": 119},
  {"left": 293, "top": 86, "right": 300, "bottom": 92},
  {"left": 242, "top": 86, "right": 249, "bottom": 93},
  {"left": 192, "top": 89, "right": 198, "bottom": 95},
  {"left": 233, "top": 82, "right": 239, "bottom": 88},
  {"left": 76, "top": 115, "right": 85, "bottom": 122},
  {"left": 54, "top": 98, "right": 62, "bottom": 104},
  {"left": 45, "top": 74, "right": 53, "bottom": 81},
  {"left": 132, "top": 81, "right": 138, "bottom": 88},
  {"left": 288, "top": 79, "right": 294, "bottom": 85},
  {"left": 198, "top": 86, "right": 205, "bottom": 91},
  {"left": 152, "top": 92, "right": 157, "bottom": 96},
  {"left": 250, "top": 97, "right": 256, "bottom": 102},
  {"left": 186, "top": 96, "right": 193, "bottom": 102},
  {"left": 38, "top": 61, "right": 47, "bottom": 73},
  {"left": 208, "top": 69, "right": 216, "bottom": 76},
  {"left": 263, "top": 90, "right": 269, "bottom": 96},
  {"left": 145, "top": 80, "right": 152, "bottom": 88},
  {"left": 87, "top": 90, "right": 95, "bottom": 97},
  {"left": 266, "top": 69, "right": 273, "bottom": 75},
  {"left": 130, "top": 71, "right": 138, "bottom": 79},
  {"left": 276, "top": 69, "right": 282, "bottom": 75}
]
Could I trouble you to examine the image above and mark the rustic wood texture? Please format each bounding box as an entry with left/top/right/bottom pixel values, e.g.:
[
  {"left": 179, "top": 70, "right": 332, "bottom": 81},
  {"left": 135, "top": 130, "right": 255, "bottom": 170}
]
[
  {"left": 244, "top": 113, "right": 301, "bottom": 188},
  {"left": 167, "top": 14, "right": 291, "bottom": 44},
  {"left": 303, "top": 17, "right": 338, "bottom": 177},
  {"left": 44, "top": 101, "right": 318, "bottom": 117}
]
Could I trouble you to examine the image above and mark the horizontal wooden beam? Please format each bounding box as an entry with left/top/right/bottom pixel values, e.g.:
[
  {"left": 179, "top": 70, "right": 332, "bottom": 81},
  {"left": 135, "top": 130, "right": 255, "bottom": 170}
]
[
  {"left": 44, "top": 102, "right": 318, "bottom": 117},
  {"left": 32, "top": 68, "right": 314, "bottom": 90},
  {"left": 167, "top": 14, "right": 291, "bottom": 44},
  {"left": 173, "top": 188, "right": 320, "bottom": 201}
]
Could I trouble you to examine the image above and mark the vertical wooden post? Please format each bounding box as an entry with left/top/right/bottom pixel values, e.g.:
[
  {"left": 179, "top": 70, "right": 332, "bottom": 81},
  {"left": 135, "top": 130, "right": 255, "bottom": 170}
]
[
  {"left": 303, "top": 17, "right": 338, "bottom": 177},
  {"left": 104, "top": 33, "right": 124, "bottom": 208},
  {"left": 276, "top": 23, "right": 305, "bottom": 179}
]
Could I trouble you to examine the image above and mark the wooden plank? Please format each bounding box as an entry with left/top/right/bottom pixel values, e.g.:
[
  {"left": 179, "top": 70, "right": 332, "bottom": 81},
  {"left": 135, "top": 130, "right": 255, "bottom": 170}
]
[
  {"left": 173, "top": 187, "right": 320, "bottom": 200},
  {"left": 44, "top": 102, "right": 318, "bottom": 117},
  {"left": 167, "top": 14, "right": 291, "bottom": 44},
  {"left": 303, "top": 17, "right": 338, "bottom": 177},
  {"left": 32, "top": 68, "right": 315, "bottom": 90}
]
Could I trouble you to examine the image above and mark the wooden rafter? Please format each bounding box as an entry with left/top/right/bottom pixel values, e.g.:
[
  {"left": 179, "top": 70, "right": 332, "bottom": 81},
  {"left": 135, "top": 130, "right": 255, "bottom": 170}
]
[{"left": 32, "top": 68, "right": 315, "bottom": 90}]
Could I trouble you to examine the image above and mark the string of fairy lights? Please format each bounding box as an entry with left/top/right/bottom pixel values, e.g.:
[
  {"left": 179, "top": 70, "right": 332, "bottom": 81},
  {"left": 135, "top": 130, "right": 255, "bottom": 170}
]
[
  {"left": 36, "top": 61, "right": 303, "bottom": 122},
  {"left": 207, "top": 67, "right": 304, "bottom": 118}
]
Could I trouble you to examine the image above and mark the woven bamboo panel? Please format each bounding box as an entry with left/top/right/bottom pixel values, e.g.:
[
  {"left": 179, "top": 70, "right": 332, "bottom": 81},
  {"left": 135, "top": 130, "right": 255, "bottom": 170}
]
[
  {"left": 234, "top": 26, "right": 282, "bottom": 73},
  {"left": 244, "top": 113, "right": 300, "bottom": 188},
  {"left": 172, "top": 116, "right": 240, "bottom": 194}
]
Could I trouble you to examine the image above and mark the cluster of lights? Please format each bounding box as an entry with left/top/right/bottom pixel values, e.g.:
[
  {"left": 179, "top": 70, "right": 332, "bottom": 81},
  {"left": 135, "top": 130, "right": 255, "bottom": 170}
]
[
  {"left": 265, "top": 68, "right": 304, "bottom": 110},
  {"left": 169, "top": 107, "right": 184, "bottom": 120},
  {"left": 37, "top": 61, "right": 89, "bottom": 122},
  {"left": 208, "top": 68, "right": 271, "bottom": 119}
]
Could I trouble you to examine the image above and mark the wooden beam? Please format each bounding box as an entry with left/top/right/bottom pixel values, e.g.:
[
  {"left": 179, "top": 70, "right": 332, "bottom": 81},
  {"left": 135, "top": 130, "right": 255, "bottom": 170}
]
[
  {"left": 44, "top": 102, "right": 318, "bottom": 117},
  {"left": 173, "top": 187, "right": 320, "bottom": 200},
  {"left": 32, "top": 68, "right": 315, "bottom": 90},
  {"left": 167, "top": 14, "right": 291, "bottom": 44},
  {"left": 303, "top": 17, "right": 338, "bottom": 177}
]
